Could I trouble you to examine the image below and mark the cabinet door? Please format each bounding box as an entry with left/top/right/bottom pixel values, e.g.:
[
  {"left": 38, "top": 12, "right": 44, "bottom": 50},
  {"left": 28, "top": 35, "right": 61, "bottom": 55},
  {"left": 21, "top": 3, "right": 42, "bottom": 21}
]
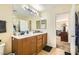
[
  {"left": 22, "top": 37, "right": 32, "bottom": 55},
  {"left": 31, "top": 36, "right": 37, "bottom": 55},
  {"left": 43, "top": 33, "right": 47, "bottom": 48},
  {"left": 36, "top": 35, "right": 43, "bottom": 53},
  {"left": 22, "top": 37, "right": 37, "bottom": 55},
  {"left": 12, "top": 38, "right": 23, "bottom": 55},
  {"left": 17, "top": 39, "right": 23, "bottom": 55},
  {"left": 12, "top": 38, "right": 18, "bottom": 54},
  {"left": 12, "top": 37, "right": 15, "bottom": 53}
]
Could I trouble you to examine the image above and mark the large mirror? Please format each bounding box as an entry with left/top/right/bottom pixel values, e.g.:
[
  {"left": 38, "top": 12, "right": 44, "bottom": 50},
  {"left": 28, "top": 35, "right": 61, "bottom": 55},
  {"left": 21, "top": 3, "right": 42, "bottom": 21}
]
[{"left": 36, "top": 20, "right": 47, "bottom": 29}]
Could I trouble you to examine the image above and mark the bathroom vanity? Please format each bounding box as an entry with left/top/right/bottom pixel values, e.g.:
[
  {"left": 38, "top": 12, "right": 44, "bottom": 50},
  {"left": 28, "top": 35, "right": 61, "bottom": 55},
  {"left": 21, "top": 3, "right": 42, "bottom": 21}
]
[{"left": 12, "top": 33, "right": 47, "bottom": 55}]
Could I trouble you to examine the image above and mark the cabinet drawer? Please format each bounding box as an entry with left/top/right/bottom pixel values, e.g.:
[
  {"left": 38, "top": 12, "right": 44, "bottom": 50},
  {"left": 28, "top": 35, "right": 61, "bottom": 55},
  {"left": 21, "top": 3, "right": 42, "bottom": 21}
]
[
  {"left": 37, "top": 49, "right": 41, "bottom": 53},
  {"left": 37, "top": 39, "right": 42, "bottom": 48},
  {"left": 37, "top": 35, "right": 43, "bottom": 39},
  {"left": 37, "top": 45, "right": 42, "bottom": 49},
  {"left": 37, "top": 42, "right": 42, "bottom": 47},
  {"left": 31, "top": 48, "right": 37, "bottom": 54},
  {"left": 37, "top": 45, "right": 42, "bottom": 53},
  {"left": 31, "top": 37, "right": 36, "bottom": 43},
  {"left": 37, "top": 38, "right": 42, "bottom": 42}
]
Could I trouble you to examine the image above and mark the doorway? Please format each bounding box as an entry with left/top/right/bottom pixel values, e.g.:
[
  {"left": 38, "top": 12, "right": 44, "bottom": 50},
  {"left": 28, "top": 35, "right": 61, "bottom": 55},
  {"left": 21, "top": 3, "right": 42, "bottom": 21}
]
[{"left": 55, "top": 12, "right": 70, "bottom": 54}]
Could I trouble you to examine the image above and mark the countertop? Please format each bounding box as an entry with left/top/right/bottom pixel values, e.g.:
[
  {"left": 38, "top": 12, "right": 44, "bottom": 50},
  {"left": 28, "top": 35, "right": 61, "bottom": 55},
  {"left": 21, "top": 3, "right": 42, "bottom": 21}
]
[
  {"left": 0, "top": 42, "right": 5, "bottom": 46},
  {"left": 12, "top": 31, "right": 47, "bottom": 39}
]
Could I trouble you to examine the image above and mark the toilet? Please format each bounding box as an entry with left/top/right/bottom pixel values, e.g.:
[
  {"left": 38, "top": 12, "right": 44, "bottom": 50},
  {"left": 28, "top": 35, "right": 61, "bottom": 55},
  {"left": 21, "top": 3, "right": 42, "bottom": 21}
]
[{"left": 0, "top": 42, "right": 5, "bottom": 55}]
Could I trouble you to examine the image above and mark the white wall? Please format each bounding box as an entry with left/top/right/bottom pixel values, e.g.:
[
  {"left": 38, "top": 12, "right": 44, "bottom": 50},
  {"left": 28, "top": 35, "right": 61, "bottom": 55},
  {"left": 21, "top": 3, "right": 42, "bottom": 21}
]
[
  {"left": 68, "top": 5, "right": 76, "bottom": 55},
  {"left": 41, "top": 6, "right": 56, "bottom": 47},
  {"left": 47, "top": 12, "right": 56, "bottom": 47}
]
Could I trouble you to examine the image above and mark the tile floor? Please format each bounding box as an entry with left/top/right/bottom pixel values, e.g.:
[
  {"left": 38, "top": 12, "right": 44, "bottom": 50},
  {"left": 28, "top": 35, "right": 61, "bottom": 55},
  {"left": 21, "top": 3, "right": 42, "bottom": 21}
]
[
  {"left": 38, "top": 48, "right": 65, "bottom": 55},
  {"left": 38, "top": 36, "right": 70, "bottom": 55},
  {"left": 56, "top": 36, "right": 70, "bottom": 53}
]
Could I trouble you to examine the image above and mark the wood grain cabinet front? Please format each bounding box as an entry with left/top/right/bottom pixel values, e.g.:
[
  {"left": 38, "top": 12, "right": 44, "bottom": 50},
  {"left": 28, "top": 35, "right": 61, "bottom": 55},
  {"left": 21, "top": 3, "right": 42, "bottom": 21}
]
[
  {"left": 12, "top": 38, "right": 23, "bottom": 55},
  {"left": 12, "top": 33, "right": 47, "bottom": 55},
  {"left": 36, "top": 35, "right": 43, "bottom": 53},
  {"left": 22, "top": 37, "right": 37, "bottom": 55},
  {"left": 42, "top": 33, "right": 47, "bottom": 48},
  {"left": 22, "top": 38, "right": 31, "bottom": 55},
  {"left": 12, "top": 38, "right": 18, "bottom": 54},
  {"left": 31, "top": 36, "right": 37, "bottom": 55}
]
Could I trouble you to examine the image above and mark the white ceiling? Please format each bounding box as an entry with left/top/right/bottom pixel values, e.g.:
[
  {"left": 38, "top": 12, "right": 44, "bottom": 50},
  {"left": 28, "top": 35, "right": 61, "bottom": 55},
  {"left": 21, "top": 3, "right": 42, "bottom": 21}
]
[
  {"left": 12, "top": 4, "right": 36, "bottom": 17},
  {"left": 12, "top": 4, "right": 79, "bottom": 18}
]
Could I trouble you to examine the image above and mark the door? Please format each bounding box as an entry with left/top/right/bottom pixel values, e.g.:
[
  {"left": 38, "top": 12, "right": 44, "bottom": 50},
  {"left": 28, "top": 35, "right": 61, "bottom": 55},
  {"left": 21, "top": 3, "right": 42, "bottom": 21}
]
[{"left": 56, "top": 12, "right": 69, "bottom": 42}]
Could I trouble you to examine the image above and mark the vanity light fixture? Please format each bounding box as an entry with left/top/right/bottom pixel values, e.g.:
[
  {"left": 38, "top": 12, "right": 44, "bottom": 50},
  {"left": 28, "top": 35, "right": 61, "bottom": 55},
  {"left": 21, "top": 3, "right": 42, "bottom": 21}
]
[{"left": 22, "top": 4, "right": 40, "bottom": 16}]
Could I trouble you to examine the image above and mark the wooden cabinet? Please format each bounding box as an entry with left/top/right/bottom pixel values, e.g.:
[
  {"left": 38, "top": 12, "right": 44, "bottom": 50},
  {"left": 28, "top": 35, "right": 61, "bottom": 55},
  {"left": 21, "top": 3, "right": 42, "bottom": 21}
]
[
  {"left": 31, "top": 36, "right": 37, "bottom": 54},
  {"left": 12, "top": 38, "right": 17, "bottom": 53},
  {"left": 12, "top": 38, "right": 23, "bottom": 55},
  {"left": 22, "top": 37, "right": 32, "bottom": 55},
  {"left": 43, "top": 33, "right": 47, "bottom": 48},
  {"left": 22, "top": 36, "right": 36, "bottom": 55},
  {"left": 36, "top": 35, "right": 43, "bottom": 53},
  {"left": 12, "top": 33, "right": 47, "bottom": 55},
  {"left": 60, "top": 32, "right": 68, "bottom": 42},
  {"left": 17, "top": 39, "right": 23, "bottom": 55}
]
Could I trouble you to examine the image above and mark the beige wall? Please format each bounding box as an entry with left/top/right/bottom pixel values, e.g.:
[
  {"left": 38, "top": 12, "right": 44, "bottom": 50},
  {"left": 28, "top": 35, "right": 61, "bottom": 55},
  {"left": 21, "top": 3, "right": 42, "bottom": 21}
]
[
  {"left": 0, "top": 4, "right": 13, "bottom": 54},
  {"left": 0, "top": 4, "right": 40, "bottom": 54}
]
